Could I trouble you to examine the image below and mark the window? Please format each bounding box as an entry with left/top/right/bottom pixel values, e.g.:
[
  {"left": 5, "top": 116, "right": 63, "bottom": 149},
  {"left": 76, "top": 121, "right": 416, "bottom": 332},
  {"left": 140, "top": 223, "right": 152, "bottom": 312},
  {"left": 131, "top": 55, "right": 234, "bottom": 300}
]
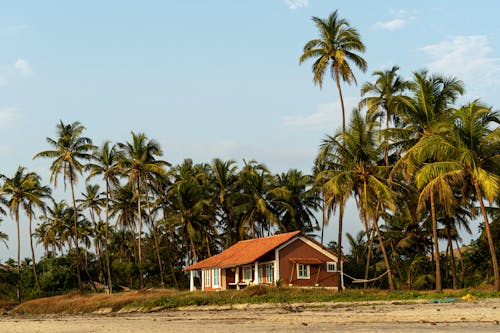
[
  {"left": 212, "top": 269, "right": 220, "bottom": 288},
  {"left": 258, "top": 266, "right": 263, "bottom": 283},
  {"left": 297, "top": 264, "right": 310, "bottom": 279},
  {"left": 243, "top": 266, "right": 252, "bottom": 282},
  {"left": 326, "top": 261, "right": 337, "bottom": 272},
  {"left": 265, "top": 263, "right": 274, "bottom": 283},
  {"left": 204, "top": 270, "right": 210, "bottom": 287}
]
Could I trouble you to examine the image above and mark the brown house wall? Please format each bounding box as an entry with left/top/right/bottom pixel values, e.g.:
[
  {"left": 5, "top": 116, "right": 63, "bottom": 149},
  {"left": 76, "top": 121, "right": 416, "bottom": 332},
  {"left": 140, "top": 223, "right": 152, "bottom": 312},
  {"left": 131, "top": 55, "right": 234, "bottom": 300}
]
[{"left": 279, "top": 238, "right": 339, "bottom": 288}]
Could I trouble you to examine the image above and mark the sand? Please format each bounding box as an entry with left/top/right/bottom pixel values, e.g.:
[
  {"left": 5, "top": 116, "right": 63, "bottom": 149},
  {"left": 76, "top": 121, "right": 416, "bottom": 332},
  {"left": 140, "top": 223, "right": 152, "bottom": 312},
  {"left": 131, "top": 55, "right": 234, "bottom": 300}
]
[{"left": 1, "top": 298, "right": 499, "bottom": 332}]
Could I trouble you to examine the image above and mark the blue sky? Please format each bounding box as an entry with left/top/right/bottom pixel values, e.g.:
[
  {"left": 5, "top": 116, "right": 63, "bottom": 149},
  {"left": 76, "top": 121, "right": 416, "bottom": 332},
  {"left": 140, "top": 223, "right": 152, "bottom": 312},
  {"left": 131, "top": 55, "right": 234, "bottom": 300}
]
[{"left": 1, "top": 1, "right": 499, "bottom": 261}]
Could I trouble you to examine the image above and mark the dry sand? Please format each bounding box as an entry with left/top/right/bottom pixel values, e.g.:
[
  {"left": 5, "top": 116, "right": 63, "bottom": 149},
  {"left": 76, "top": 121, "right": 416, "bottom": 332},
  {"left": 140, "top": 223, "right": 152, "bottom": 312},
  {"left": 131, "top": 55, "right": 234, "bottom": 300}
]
[{"left": 1, "top": 298, "right": 499, "bottom": 332}]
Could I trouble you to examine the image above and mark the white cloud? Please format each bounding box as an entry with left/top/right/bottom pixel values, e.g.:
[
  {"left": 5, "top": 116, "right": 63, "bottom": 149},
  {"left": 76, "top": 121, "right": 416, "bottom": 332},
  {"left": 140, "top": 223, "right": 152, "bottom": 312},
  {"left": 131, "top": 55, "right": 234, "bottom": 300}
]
[
  {"left": 284, "top": 0, "right": 308, "bottom": 10},
  {"left": 283, "top": 98, "right": 356, "bottom": 131},
  {"left": 14, "top": 59, "right": 33, "bottom": 76},
  {"left": 374, "top": 18, "right": 407, "bottom": 31},
  {"left": 421, "top": 35, "right": 500, "bottom": 91}
]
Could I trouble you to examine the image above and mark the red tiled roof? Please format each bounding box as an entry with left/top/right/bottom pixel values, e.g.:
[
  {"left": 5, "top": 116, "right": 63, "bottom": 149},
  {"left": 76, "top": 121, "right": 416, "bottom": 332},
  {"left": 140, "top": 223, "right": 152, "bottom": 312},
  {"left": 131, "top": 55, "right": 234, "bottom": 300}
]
[{"left": 184, "top": 231, "right": 301, "bottom": 271}]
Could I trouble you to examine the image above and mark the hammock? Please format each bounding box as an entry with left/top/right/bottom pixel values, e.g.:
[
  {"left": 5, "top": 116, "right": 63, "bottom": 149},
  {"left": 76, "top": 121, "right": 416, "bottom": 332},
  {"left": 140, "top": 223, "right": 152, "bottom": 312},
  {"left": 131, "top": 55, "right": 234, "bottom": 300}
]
[{"left": 342, "top": 270, "right": 389, "bottom": 283}]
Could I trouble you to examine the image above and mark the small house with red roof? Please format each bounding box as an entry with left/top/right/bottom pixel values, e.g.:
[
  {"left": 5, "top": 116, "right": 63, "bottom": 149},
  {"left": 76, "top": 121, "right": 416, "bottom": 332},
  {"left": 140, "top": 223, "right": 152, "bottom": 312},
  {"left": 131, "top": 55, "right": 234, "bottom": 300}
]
[{"left": 184, "top": 231, "right": 342, "bottom": 291}]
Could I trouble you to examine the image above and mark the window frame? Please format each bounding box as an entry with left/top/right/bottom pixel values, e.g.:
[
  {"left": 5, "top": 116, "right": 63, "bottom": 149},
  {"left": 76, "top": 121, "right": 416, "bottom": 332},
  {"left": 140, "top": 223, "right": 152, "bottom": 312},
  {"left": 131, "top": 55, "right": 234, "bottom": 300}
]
[
  {"left": 204, "top": 269, "right": 210, "bottom": 287},
  {"left": 212, "top": 268, "right": 220, "bottom": 288},
  {"left": 297, "top": 264, "right": 310, "bottom": 279},
  {"left": 265, "top": 263, "right": 274, "bottom": 283},
  {"left": 243, "top": 266, "right": 252, "bottom": 282},
  {"left": 326, "top": 261, "right": 337, "bottom": 272}
]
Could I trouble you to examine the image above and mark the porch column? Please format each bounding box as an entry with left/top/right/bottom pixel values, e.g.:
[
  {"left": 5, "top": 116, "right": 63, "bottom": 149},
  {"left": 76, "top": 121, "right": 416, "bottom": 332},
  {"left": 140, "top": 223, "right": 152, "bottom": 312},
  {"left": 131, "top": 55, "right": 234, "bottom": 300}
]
[
  {"left": 201, "top": 270, "right": 205, "bottom": 291},
  {"left": 254, "top": 261, "right": 259, "bottom": 285},
  {"left": 189, "top": 270, "right": 195, "bottom": 291},
  {"left": 274, "top": 249, "right": 280, "bottom": 285},
  {"left": 235, "top": 266, "right": 240, "bottom": 290}
]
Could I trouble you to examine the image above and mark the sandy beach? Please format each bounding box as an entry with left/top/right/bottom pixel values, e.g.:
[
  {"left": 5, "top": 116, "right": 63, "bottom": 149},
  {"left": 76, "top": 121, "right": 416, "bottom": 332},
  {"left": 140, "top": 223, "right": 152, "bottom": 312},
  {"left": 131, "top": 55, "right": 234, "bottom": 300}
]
[{"left": 2, "top": 298, "right": 499, "bottom": 332}]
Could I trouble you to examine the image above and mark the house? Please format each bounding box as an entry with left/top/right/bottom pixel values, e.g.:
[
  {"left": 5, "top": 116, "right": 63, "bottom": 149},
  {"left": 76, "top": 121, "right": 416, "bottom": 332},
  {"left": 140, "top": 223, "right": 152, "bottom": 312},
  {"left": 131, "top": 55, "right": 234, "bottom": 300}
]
[{"left": 183, "top": 231, "right": 343, "bottom": 291}]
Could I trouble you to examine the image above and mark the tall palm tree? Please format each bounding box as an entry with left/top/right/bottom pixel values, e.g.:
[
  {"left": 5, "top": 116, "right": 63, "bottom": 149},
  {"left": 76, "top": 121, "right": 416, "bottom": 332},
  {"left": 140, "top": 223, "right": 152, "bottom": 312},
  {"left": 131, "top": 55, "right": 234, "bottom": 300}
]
[
  {"left": 412, "top": 101, "right": 500, "bottom": 290},
  {"left": 317, "top": 108, "right": 396, "bottom": 291},
  {"left": 77, "top": 184, "right": 105, "bottom": 282},
  {"left": 208, "top": 158, "right": 239, "bottom": 247},
  {"left": 0, "top": 167, "right": 51, "bottom": 299},
  {"left": 33, "top": 120, "right": 95, "bottom": 291},
  {"left": 299, "top": 9, "right": 367, "bottom": 135},
  {"left": 87, "top": 141, "right": 123, "bottom": 293},
  {"left": 360, "top": 66, "right": 413, "bottom": 167},
  {"left": 118, "top": 132, "right": 168, "bottom": 289}
]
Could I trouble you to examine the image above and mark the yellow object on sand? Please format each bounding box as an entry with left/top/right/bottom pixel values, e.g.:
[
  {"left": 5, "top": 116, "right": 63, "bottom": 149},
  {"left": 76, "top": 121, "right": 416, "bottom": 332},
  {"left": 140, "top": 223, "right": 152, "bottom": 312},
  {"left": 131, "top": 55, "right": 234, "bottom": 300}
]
[{"left": 461, "top": 294, "right": 477, "bottom": 302}]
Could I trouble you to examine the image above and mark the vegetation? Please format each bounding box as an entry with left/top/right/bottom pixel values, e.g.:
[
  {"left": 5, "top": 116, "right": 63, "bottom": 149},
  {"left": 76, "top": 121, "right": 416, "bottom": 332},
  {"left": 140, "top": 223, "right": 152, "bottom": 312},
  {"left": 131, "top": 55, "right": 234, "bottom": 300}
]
[{"left": 0, "top": 9, "right": 499, "bottom": 306}]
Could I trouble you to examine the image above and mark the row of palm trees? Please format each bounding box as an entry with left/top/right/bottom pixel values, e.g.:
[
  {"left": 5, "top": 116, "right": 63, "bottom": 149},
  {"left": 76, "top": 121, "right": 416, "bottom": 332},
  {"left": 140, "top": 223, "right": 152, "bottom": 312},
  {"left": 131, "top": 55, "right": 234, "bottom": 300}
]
[
  {"left": 0, "top": 10, "right": 499, "bottom": 301},
  {"left": 0, "top": 124, "right": 321, "bottom": 300},
  {"left": 299, "top": 10, "right": 499, "bottom": 292}
]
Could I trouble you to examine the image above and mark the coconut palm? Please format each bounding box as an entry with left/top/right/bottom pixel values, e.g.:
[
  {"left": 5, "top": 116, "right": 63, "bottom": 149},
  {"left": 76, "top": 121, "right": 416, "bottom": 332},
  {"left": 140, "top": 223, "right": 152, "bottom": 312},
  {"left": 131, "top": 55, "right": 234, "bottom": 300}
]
[
  {"left": 118, "top": 132, "right": 168, "bottom": 288},
  {"left": 33, "top": 120, "right": 95, "bottom": 291},
  {"left": 86, "top": 141, "right": 123, "bottom": 293},
  {"left": 77, "top": 184, "right": 105, "bottom": 282},
  {"left": 360, "top": 66, "right": 413, "bottom": 167},
  {"left": 317, "top": 108, "right": 396, "bottom": 291},
  {"left": 299, "top": 9, "right": 367, "bottom": 135},
  {"left": 208, "top": 159, "right": 240, "bottom": 247},
  {"left": 0, "top": 167, "right": 51, "bottom": 298},
  {"left": 274, "top": 169, "right": 320, "bottom": 234},
  {"left": 36, "top": 199, "right": 70, "bottom": 257},
  {"left": 412, "top": 101, "right": 500, "bottom": 290}
]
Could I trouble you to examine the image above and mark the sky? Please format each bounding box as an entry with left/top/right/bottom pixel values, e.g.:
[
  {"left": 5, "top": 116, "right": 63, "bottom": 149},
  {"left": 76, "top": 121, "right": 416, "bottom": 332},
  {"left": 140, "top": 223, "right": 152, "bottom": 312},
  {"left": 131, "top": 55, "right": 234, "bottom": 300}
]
[{"left": 1, "top": 0, "right": 499, "bottom": 262}]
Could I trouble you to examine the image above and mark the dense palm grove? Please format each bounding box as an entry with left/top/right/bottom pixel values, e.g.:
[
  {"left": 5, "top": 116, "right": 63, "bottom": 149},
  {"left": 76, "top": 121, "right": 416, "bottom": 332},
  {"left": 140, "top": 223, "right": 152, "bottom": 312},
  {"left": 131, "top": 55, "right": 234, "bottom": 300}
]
[{"left": 1, "top": 10, "right": 499, "bottom": 301}]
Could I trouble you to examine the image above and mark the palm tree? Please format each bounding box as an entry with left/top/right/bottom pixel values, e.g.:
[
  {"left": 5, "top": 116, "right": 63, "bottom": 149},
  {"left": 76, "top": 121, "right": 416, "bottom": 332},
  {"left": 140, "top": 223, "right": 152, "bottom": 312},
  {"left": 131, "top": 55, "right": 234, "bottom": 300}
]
[
  {"left": 0, "top": 221, "right": 7, "bottom": 249},
  {"left": 317, "top": 109, "right": 396, "bottom": 291},
  {"left": 87, "top": 141, "right": 123, "bottom": 293},
  {"left": 118, "top": 132, "right": 168, "bottom": 288},
  {"left": 274, "top": 169, "right": 320, "bottom": 234},
  {"left": 360, "top": 66, "right": 413, "bottom": 167},
  {"left": 299, "top": 10, "right": 367, "bottom": 135},
  {"left": 0, "top": 167, "right": 51, "bottom": 299},
  {"left": 208, "top": 158, "right": 239, "bottom": 247},
  {"left": 413, "top": 101, "right": 500, "bottom": 290},
  {"left": 33, "top": 120, "right": 95, "bottom": 291},
  {"left": 36, "top": 199, "right": 70, "bottom": 257},
  {"left": 77, "top": 184, "right": 105, "bottom": 282}
]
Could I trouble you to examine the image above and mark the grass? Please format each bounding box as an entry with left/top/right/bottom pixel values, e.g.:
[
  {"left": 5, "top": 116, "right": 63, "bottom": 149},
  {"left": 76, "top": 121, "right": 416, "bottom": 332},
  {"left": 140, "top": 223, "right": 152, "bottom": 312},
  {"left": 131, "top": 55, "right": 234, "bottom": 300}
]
[{"left": 12, "top": 286, "right": 500, "bottom": 315}]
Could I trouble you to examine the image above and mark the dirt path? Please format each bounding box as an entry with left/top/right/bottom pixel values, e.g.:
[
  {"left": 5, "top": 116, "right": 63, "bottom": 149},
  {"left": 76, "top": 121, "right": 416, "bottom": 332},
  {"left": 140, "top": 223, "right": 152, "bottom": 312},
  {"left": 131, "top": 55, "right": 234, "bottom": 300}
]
[{"left": 2, "top": 298, "right": 499, "bottom": 332}]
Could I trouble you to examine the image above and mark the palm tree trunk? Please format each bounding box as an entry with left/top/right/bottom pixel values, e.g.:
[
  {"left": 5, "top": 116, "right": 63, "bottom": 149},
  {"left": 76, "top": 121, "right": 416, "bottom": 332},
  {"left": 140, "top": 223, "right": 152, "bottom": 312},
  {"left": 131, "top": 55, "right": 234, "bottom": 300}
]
[
  {"left": 454, "top": 239, "right": 465, "bottom": 288},
  {"left": 321, "top": 195, "right": 327, "bottom": 245},
  {"left": 474, "top": 180, "right": 500, "bottom": 291},
  {"left": 15, "top": 210, "right": 21, "bottom": 303},
  {"left": 364, "top": 229, "right": 373, "bottom": 289},
  {"left": 136, "top": 176, "right": 144, "bottom": 289},
  {"left": 69, "top": 172, "right": 83, "bottom": 292},
  {"left": 337, "top": 197, "right": 345, "bottom": 293},
  {"left": 372, "top": 218, "right": 395, "bottom": 291},
  {"left": 144, "top": 181, "right": 165, "bottom": 288},
  {"left": 105, "top": 179, "right": 113, "bottom": 294},
  {"left": 430, "top": 190, "right": 442, "bottom": 293},
  {"left": 29, "top": 212, "right": 41, "bottom": 290},
  {"left": 447, "top": 232, "right": 458, "bottom": 289},
  {"left": 334, "top": 67, "right": 346, "bottom": 136}
]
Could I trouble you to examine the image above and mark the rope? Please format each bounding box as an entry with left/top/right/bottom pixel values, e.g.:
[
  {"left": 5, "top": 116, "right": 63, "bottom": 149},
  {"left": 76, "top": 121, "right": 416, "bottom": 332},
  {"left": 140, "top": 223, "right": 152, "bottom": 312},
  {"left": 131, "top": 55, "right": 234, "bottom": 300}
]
[{"left": 342, "top": 270, "right": 389, "bottom": 284}]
